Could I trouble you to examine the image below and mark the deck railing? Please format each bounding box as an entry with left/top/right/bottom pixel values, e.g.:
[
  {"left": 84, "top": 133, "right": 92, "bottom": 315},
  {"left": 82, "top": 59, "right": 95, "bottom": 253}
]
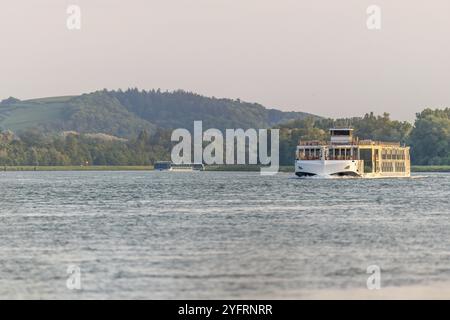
[
  {"left": 297, "top": 155, "right": 359, "bottom": 161},
  {"left": 358, "top": 140, "right": 401, "bottom": 147},
  {"left": 326, "top": 155, "right": 358, "bottom": 161},
  {"left": 299, "top": 140, "right": 402, "bottom": 147},
  {"left": 298, "top": 140, "right": 328, "bottom": 146}
]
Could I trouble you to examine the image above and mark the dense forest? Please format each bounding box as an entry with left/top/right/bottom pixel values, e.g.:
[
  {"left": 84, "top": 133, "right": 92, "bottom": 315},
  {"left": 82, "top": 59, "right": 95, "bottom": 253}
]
[{"left": 1, "top": 90, "right": 449, "bottom": 166}]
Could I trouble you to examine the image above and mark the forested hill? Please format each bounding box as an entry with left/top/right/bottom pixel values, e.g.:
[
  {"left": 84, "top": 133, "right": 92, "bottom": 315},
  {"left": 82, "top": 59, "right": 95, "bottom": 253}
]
[
  {"left": 109, "top": 89, "right": 318, "bottom": 130},
  {"left": 0, "top": 89, "right": 318, "bottom": 137}
]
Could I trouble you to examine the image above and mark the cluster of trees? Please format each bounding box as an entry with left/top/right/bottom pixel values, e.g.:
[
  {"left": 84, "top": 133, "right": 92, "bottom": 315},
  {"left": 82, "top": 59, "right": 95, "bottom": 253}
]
[
  {"left": 409, "top": 108, "right": 450, "bottom": 165},
  {"left": 0, "top": 129, "right": 171, "bottom": 166}
]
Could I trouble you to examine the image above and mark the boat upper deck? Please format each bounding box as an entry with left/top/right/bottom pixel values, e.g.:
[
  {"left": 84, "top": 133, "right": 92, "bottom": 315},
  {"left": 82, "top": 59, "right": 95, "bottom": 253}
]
[
  {"left": 298, "top": 128, "right": 404, "bottom": 148},
  {"left": 296, "top": 128, "right": 409, "bottom": 162},
  {"left": 298, "top": 139, "right": 402, "bottom": 147}
]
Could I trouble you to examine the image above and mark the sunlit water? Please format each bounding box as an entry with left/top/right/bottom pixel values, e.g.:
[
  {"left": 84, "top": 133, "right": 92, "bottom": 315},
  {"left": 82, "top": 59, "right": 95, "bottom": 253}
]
[{"left": 0, "top": 171, "right": 449, "bottom": 299}]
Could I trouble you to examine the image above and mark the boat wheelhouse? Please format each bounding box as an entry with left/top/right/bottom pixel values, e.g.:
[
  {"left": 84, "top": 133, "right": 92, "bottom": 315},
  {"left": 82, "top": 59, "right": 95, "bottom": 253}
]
[{"left": 295, "top": 128, "right": 410, "bottom": 178}]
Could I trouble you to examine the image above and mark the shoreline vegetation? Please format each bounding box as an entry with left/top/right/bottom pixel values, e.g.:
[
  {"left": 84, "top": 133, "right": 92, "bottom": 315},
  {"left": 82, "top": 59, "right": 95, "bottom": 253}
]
[
  {"left": 1, "top": 165, "right": 450, "bottom": 172},
  {"left": 0, "top": 91, "right": 450, "bottom": 168},
  {"left": 0, "top": 165, "right": 154, "bottom": 171}
]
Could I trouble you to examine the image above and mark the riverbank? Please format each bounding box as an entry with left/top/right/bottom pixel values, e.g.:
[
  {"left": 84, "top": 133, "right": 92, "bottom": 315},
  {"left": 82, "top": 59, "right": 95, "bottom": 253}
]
[
  {"left": 205, "top": 165, "right": 450, "bottom": 173},
  {"left": 0, "top": 165, "right": 154, "bottom": 171},
  {"left": 0, "top": 164, "right": 291, "bottom": 172},
  {"left": 411, "top": 165, "right": 450, "bottom": 172},
  {"left": 0, "top": 165, "right": 449, "bottom": 172},
  {"left": 204, "top": 165, "right": 293, "bottom": 172}
]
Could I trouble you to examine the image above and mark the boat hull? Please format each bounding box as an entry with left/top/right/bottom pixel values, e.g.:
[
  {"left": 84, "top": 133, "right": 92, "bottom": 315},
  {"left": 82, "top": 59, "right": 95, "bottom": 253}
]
[
  {"left": 295, "top": 160, "right": 363, "bottom": 177},
  {"left": 295, "top": 160, "right": 411, "bottom": 178}
]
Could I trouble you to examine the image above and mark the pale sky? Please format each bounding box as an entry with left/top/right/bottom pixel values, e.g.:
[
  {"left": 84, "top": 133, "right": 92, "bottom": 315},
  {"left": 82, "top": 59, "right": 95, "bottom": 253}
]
[{"left": 1, "top": 0, "right": 449, "bottom": 121}]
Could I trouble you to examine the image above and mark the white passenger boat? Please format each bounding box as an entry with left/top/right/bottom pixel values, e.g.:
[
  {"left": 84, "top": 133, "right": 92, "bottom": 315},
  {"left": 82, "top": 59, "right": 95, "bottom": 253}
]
[{"left": 295, "top": 128, "right": 411, "bottom": 178}]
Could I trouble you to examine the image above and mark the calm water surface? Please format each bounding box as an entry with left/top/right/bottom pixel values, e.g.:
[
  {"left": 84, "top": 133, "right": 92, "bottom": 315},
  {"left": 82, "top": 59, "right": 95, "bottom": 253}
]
[{"left": 0, "top": 171, "right": 449, "bottom": 299}]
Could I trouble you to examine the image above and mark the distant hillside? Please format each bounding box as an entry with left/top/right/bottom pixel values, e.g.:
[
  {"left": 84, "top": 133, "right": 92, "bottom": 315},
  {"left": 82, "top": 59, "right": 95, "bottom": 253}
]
[
  {"left": 0, "top": 89, "right": 318, "bottom": 137},
  {"left": 108, "top": 89, "right": 318, "bottom": 130}
]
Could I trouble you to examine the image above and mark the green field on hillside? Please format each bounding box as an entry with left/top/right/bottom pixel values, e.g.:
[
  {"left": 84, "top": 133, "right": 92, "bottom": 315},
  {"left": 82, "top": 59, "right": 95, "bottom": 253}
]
[
  {"left": 0, "top": 101, "right": 68, "bottom": 131},
  {"left": 24, "top": 96, "right": 75, "bottom": 104}
]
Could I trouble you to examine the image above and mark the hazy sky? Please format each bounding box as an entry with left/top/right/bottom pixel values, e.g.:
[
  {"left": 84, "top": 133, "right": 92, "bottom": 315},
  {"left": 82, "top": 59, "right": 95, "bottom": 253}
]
[{"left": 1, "top": 0, "right": 449, "bottom": 121}]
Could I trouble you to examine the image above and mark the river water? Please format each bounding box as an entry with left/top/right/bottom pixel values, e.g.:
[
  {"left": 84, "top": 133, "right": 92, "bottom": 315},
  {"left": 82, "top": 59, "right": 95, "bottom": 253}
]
[{"left": 0, "top": 171, "right": 449, "bottom": 299}]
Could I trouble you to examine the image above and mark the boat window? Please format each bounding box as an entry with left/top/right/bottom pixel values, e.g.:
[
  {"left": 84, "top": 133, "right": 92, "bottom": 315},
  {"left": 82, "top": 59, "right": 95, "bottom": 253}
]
[
  {"left": 331, "top": 130, "right": 351, "bottom": 136},
  {"left": 359, "top": 149, "right": 373, "bottom": 173}
]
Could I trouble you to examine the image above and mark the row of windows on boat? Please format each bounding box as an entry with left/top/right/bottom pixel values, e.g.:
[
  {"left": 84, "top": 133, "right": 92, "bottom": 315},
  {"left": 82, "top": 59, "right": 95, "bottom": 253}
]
[
  {"left": 381, "top": 161, "right": 407, "bottom": 172},
  {"left": 297, "top": 148, "right": 409, "bottom": 161}
]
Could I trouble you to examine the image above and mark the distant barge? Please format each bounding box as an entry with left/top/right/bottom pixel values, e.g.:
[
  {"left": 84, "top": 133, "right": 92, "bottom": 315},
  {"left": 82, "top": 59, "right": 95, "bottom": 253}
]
[
  {"left": 295, "top": 128, "right": 411, "bottom": 178},
  {"left": 154, "top": 161, "right": 205, "bottom": 172}
]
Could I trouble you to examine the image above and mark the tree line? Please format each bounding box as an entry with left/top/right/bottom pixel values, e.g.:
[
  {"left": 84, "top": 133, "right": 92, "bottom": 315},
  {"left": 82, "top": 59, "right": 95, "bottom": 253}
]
[
  {"left": 0, "top": 129, "right": 171, "bottom": 166},
  {"left": 0, "top": 108, "right": 449, "bottom": 166}
]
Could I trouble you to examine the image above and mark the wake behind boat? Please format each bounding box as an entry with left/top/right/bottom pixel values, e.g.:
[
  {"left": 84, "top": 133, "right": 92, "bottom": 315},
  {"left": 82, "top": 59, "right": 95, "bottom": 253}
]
[{"left": 295, "top": 128, "right": 411, "bottom": 178}]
